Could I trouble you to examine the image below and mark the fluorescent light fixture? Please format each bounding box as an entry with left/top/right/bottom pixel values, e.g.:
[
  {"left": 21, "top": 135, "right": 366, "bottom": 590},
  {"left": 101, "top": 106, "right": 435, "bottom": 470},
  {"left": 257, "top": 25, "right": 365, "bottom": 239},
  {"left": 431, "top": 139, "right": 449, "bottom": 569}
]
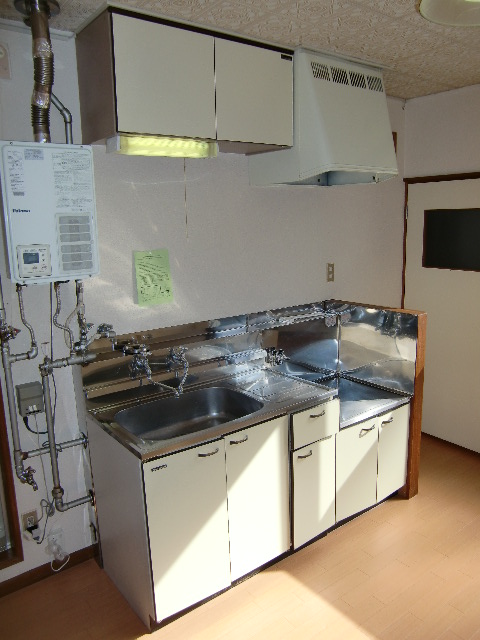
[
  {"left": 419, "top": 0, "right": 480, "bottom": 26},
  {"left": 106, "top": 134, "right": 218, "bottom": 158}
]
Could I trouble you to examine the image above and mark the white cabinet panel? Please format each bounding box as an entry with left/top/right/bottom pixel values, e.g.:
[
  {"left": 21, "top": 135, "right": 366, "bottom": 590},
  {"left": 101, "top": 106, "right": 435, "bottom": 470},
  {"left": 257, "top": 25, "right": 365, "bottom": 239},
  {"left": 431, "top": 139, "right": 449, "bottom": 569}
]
[
  {"left": 226, "top": 416, "right": 290, "bottom": 581},
  {"left": 377, "top": 404, "right": 410, "bottom": 502},
  {"left": 336, "top": 419, "right": 378, "bottom": 523},
  {"left": 144, "top": 440, "right": 230, "bottom": 622},
  {"left": 292, "top": 399, "right": 339, "bottom": 450},
  {"left": 112, "top": 14, "right": 216, "bottom": 139},
  {"left": 292, "top": 436, "right": 336, "bottom": 549},
  {"left": 215, "top": 39, "right": 293, "bottom": 146}
]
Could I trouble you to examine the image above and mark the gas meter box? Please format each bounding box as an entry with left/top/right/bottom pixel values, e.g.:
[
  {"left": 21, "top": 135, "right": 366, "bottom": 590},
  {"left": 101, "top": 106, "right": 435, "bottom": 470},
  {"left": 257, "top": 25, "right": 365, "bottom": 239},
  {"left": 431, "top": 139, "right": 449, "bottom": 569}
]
[{"left": 0, "top": 141, "right": 99, "bottom": 284}]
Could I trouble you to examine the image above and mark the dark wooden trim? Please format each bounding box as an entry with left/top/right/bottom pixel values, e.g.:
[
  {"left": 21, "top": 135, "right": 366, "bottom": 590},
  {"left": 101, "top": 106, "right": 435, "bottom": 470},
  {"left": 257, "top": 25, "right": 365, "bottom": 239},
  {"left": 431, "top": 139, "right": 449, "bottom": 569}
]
[
  {"left": 404, "top": 172, "right": 480, "bottom": 185},
  {"left": 0, "top": 544, "right": 99, "bottom": 598},
  {"left": 401, "top": 181, "right": 408, "bottom": 309},
  {"left": 398, "top": 311, "right": 427, "bottom": 499},
  {"left": 0, "top": 387, "right": 23, "bottom": 570}
]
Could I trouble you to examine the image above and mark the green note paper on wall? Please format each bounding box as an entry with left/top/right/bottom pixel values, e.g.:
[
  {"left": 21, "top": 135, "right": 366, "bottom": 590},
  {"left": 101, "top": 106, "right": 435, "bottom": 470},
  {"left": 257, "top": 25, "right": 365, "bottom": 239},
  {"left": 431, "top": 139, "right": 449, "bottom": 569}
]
[{"left": 134, "top": 249, "right": 174, "bottom": 306}]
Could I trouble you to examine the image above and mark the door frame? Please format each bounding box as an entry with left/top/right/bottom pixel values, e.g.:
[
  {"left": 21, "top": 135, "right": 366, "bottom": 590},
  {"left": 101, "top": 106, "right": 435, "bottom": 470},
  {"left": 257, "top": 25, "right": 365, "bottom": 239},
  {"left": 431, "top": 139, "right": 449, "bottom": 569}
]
[{"left": 0, "top": 384, "right": 23, "bottom": 570}]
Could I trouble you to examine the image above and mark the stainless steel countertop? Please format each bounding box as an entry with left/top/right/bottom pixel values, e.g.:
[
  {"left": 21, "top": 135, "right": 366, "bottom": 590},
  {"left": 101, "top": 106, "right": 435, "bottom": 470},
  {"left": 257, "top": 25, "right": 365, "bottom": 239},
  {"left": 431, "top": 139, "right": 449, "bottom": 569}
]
[
  {"left": 323, "top": 377, "right": 411, "bottom": 428},
  {"left": 270, "top": 361, "right": 411, "bottom": 427},
  {"left": 89, "top": 366, "right": 337, "bottom": 461},
  {"left": 88, "top": 364, "right": 411, "bottom": 462}
]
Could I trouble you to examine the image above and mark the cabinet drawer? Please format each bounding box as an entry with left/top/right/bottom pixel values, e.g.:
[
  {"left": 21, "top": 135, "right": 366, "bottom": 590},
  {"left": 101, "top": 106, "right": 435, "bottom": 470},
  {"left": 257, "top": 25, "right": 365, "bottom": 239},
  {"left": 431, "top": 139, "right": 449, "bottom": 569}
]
[{"left": 292, "top": 398, "right": 339, "bottom": 449}]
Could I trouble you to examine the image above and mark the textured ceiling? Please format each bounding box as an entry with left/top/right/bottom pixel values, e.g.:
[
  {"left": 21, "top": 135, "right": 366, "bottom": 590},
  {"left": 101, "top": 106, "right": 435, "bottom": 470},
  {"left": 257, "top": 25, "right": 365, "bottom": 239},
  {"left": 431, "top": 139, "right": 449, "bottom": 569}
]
[{"left": 1, "top": 0, "right": 479, "bottom": 99}]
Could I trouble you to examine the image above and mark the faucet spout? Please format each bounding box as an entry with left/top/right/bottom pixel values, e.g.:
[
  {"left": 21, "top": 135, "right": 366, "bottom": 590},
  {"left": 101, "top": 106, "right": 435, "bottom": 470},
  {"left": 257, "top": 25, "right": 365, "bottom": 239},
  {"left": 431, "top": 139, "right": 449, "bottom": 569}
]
[{"left": 168, "top": 346, "right": 189, "bottom": 395}]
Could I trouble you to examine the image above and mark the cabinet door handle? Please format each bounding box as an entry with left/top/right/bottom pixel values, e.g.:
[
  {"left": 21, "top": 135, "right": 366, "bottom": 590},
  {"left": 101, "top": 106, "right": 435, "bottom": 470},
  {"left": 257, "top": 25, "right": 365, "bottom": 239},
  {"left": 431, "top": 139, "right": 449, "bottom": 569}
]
[
  {"left": 198, "top": 447, "right": 220, "bottom": 458},
  {"left": 310, "top": 410, "right": 326, "bottom": 418},
  {"left": 359, "top": 425, "right": 376, "bottom": 437},
  {"left": 298, "top": 449, "right": 313, "bottom": 459},
  {"left": 230, "top": 434, "right": 248, "bottom": 445},
  {"left": 381, "top": 417, "right": 394, "bottom": 426}
]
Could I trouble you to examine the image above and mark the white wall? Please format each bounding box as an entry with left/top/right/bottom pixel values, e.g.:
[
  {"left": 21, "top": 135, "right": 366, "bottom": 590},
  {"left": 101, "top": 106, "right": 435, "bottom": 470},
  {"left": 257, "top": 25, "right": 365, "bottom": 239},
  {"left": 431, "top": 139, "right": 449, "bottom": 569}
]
[
  {"left": 404, "top": 85, "right": 480, "bottom": 178},
  {"left": 404, "top": 86, "right": 480, "bottom": 452},
  {"left": 0, "top": 26, "right": 92, "bottom": 582},
  {"left": 0, "top": 23, "right": 406, "bottom": 581}
]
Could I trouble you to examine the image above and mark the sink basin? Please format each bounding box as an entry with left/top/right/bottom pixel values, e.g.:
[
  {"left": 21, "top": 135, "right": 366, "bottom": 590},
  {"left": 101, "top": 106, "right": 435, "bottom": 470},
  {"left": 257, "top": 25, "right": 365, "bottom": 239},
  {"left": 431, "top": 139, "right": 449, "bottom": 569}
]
[{"left": 114, "top": 386, "right": 264, "bottom": 441}]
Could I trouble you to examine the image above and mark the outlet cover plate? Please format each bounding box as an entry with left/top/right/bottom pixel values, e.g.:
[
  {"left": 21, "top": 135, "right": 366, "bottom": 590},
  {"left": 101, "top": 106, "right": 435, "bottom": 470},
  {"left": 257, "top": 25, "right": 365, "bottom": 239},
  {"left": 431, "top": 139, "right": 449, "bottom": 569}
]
[{"left": 21, "top": 510, "right": 38, "bottom": 530}]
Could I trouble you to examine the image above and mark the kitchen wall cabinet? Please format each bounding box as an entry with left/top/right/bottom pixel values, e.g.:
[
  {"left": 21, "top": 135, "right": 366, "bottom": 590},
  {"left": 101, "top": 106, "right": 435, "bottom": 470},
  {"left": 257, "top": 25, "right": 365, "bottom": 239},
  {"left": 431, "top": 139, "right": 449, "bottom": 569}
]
[
  {"left": 111, "top": 14, "right": 216, "bottom": 141},
  {"left": 215, "top": 38, "right": 292, "bottom": 147},
  {"left": 76, "top": 10, "right": 293, "bottom": 150},
  {"left": 336, "top": 418, "right": 379, "bottom": 523},
  {"left": 226, "top": 415, "right": 290, "bottom": 581},
  {"left": 377, "top": 404, "right": 410, "bottom": 502},
  {"left": 143, "top": 440, "right": 231, "bottom": 621}
]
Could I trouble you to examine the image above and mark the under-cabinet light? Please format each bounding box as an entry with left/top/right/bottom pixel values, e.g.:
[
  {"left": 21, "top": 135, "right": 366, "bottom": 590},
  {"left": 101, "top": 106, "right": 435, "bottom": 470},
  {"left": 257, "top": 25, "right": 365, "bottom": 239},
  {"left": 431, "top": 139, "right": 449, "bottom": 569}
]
[
  {"left": 106, "top": 135, "right": 218, "bottom": 158},
  {"left": 419, "top": 0, "right": 480, "bottom": 26}
]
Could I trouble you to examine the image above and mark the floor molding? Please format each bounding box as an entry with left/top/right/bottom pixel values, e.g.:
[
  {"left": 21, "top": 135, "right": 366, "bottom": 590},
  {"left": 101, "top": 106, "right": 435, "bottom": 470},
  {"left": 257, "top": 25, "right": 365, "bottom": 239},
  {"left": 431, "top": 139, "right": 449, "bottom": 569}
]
[{"left": 0, "top": 544, "right": 99, "bottom": 598}]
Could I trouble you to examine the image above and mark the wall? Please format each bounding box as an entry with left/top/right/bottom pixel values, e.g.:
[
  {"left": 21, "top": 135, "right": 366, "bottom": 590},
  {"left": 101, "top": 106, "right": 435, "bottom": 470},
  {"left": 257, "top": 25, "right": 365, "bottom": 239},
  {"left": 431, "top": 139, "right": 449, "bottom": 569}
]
[
  {"left": 404, "top": 85, "right": 480, "bottom": 178},
  {"left": 404, "top": 87, "right": 480, "bottom": 451},
  {"left": 0, "top": 22, "right": 405, "bottom": 581},
  {"left": 0, "top": 25, "right": 92, "bottom": 582}
]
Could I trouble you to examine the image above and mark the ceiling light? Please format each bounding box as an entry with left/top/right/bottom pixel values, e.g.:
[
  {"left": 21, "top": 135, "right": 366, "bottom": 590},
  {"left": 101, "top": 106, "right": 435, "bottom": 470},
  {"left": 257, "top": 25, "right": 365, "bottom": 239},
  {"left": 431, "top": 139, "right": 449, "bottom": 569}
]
[
  {"left": 106, "top": 134, "right": 218, "bottom": 158},
  {"left": 419, "top": 0, "right": 480, "bottom": 26}
]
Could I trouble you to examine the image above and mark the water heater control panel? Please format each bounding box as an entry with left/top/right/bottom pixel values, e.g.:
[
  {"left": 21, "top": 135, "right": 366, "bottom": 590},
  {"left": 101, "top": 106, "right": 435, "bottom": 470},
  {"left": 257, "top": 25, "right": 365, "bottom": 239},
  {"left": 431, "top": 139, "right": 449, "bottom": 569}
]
[
  {"left": 17, "top": 244, "right": 51, "bottom": 278},
  {"left": 0, "top": 141, "right": 99, "bottom": 284}
]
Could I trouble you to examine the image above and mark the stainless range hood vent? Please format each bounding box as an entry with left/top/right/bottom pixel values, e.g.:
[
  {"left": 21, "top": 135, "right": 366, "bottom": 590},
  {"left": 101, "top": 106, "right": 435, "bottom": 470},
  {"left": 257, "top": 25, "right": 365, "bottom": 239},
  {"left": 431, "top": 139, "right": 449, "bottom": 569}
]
[{"left": 248, "top": 49, "right": 398, "bottom": 187}]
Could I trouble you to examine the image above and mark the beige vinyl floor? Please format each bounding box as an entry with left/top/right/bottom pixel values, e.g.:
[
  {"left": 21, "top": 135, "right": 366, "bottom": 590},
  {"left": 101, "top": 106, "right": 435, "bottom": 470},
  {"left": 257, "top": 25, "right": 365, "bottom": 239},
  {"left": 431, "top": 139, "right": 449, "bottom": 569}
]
[{"left": 1, "top": 433, "right": 480, "bottom": 640}]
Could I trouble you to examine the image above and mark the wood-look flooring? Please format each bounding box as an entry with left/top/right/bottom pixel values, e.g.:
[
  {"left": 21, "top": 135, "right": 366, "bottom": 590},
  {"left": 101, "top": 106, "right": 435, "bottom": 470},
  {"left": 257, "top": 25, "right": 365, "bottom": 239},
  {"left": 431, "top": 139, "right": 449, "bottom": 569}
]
[{"left": 1, "top": 433, "right": 480, "bottom": 640}]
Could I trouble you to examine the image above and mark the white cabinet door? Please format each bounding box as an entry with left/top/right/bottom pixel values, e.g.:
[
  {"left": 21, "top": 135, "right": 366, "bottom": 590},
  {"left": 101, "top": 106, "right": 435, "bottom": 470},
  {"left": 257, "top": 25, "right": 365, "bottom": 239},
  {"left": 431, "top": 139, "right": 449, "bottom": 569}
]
[
  {"left": 292, "top": 435, "right": 335, "bottom": 549},
  {"left": 377, "top": 404, "right": 410, "bottom": 502},
  {"left": 143, "top": 440, "right": 230, "bottom": 622},
  {"left": 336, "top": 419, "right": 378, "bottom": 523},
  {"left": 226, "top": 416, "right": 290, "bottom": 581},
  {"left": 112, "top": 14, "right": 216, "bottom": 139},
  {"left": 215, "top": 39, "right": 293, "bottom": 146}
]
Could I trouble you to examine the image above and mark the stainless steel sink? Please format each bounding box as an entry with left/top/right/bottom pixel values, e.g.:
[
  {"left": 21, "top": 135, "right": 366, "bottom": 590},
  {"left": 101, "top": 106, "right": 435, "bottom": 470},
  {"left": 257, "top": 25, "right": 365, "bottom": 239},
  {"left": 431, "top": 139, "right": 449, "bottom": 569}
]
[
  {"left": 273, "top": 361, "right": 331, "bottom": 382},
  {"left": 114, "top": 386, "right": 264, "bottom": 441}
]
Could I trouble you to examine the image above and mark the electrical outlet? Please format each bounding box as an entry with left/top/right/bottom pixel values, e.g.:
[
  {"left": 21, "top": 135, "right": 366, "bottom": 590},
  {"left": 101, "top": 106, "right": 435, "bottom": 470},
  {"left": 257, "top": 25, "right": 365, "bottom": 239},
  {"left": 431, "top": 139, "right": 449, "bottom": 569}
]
[
  {"left": 22, "top": 510, "right": 38, "bottom": 531},
  {"left": 327, "top": 262, "right": 335, "bottom": 282}
]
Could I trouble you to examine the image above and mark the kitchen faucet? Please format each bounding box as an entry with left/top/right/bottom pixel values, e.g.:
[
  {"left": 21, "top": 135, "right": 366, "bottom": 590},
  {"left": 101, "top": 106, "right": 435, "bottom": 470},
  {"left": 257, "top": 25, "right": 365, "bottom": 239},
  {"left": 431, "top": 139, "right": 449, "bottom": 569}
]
[
  {"left": 167, "top": 346, "right": 189, "bottom": 395},
  {"left": 125, "top": 343, "right": 188, "bottom": 397}
]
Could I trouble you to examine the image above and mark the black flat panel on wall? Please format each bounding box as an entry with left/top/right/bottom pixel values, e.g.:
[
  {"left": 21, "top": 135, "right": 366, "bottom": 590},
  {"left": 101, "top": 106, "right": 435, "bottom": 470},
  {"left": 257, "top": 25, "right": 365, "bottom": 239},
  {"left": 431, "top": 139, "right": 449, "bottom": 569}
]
[{"left": 423, "top": 208, "right": 480, "bottom": 271}]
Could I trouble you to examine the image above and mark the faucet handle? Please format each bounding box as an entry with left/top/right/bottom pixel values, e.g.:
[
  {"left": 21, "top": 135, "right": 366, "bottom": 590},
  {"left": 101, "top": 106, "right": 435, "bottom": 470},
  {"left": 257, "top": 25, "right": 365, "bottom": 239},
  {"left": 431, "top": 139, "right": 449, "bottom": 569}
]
[
  {"left": 170, "top": 346, "right": 188, "bottom": 360},
  {"left": 123, "top": 342, "right": 151, "bottom": 357}
]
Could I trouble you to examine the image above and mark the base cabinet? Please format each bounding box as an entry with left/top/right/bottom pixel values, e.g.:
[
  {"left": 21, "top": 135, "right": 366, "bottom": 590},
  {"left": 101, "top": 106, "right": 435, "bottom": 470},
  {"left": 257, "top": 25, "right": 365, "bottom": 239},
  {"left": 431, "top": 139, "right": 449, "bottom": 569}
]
[
  {"left": 226, "top": 415, "right": 290, "bottom": 581},
  {"left": 377, "top": 404, "right": 410, "bottom": 502},
  {"left": 144, "top": 440, "right": 231, "bottom": 621},
  {"left": 336, "top": 418, "right": 379, "bottom": 523},
  {"left": 87, "top": 398, "right": 409, "bottom": 628},
  {"left": 336, "top": 404, "right": 410, "bottom": 523},
  {"left": 292, "top": 436, "right": 336, "bottom": 549}
]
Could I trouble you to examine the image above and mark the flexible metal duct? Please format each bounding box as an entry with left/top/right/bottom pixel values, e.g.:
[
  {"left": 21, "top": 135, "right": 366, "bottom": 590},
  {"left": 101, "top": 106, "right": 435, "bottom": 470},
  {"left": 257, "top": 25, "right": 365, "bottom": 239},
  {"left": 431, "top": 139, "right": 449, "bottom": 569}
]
[{"left": 14, "top": 0, "right": 60, "bottom": 142}]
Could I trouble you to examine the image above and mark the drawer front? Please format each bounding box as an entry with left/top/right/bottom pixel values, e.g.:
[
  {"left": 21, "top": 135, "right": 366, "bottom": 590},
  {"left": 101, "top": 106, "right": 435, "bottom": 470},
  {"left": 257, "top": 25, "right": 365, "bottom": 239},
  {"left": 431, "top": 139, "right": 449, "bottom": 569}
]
[{"left": 292, "top": 398, "right": 339, "bottom": 449}]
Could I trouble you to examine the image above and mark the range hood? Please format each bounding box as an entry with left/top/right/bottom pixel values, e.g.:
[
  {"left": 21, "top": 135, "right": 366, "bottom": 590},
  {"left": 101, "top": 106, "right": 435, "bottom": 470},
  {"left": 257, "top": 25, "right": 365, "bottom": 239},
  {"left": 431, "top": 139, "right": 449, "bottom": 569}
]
[{"left": 248, "top": 49, "right": 398, "bottom": 186}]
